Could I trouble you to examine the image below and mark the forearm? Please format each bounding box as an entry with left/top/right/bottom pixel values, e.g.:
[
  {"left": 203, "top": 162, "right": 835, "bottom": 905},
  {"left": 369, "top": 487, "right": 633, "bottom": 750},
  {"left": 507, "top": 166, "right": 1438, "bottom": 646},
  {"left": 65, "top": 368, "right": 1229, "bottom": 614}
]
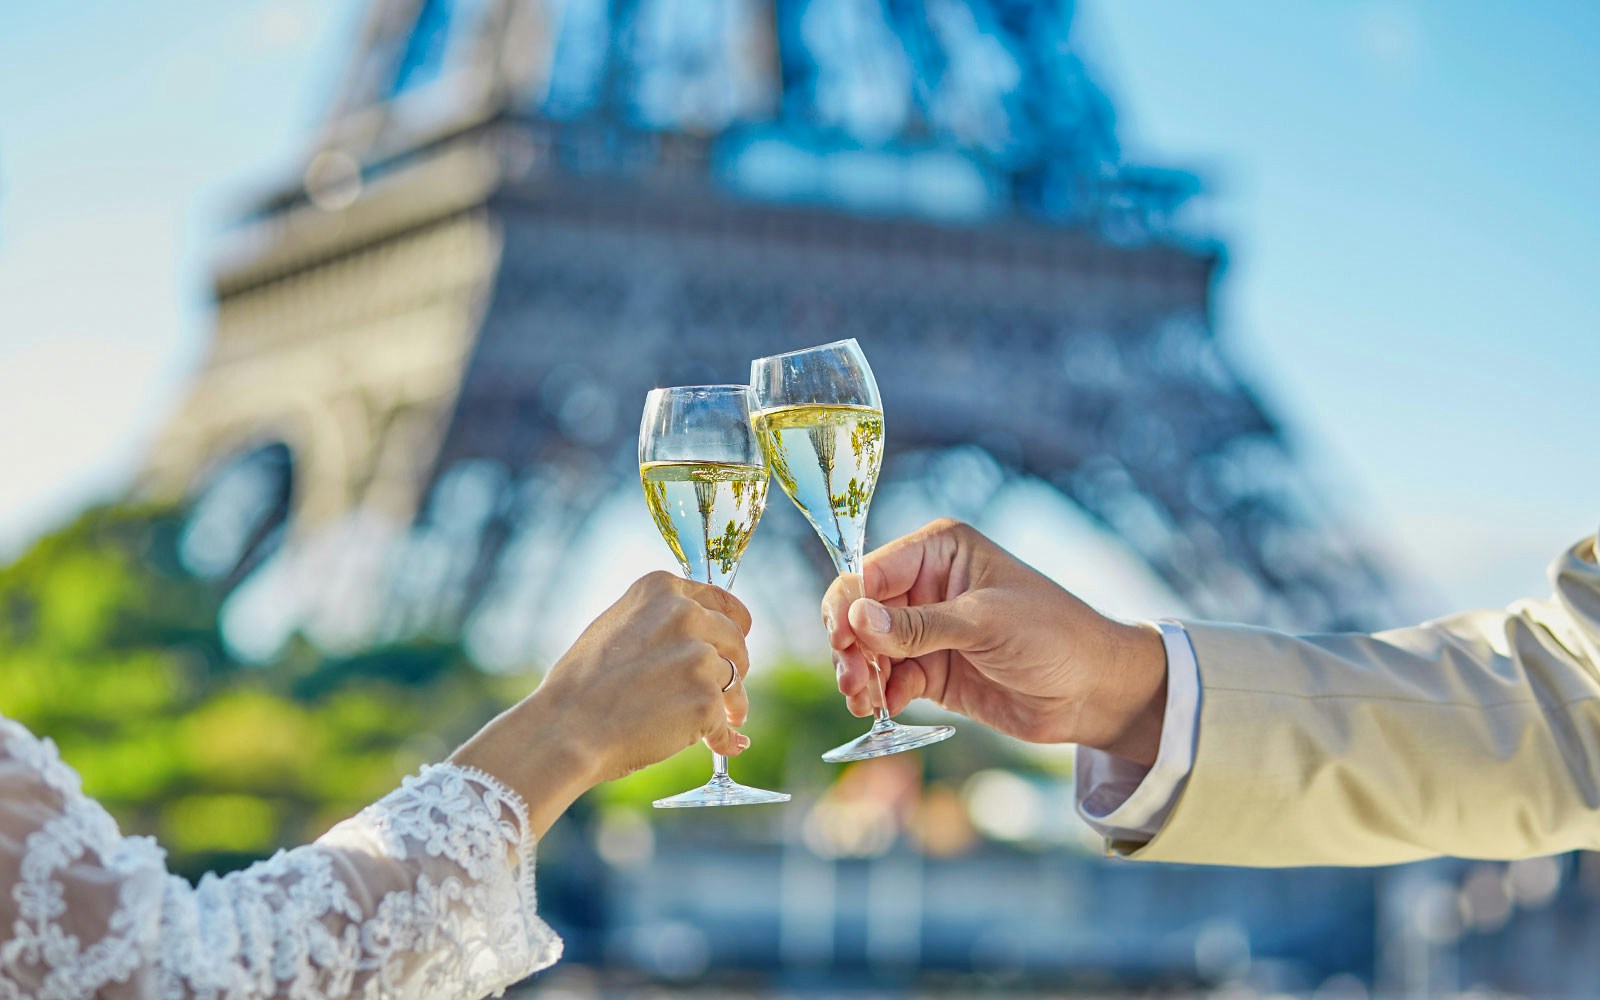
[
  {"left": 1082, "top": 620, "right": 1169, "bottom": 767},
  {"left": 170, "top": 765, "right": 561, "bottom": 997},
  {"left": 1, "top": 716, "right": 563, "bottom": 998},
  {"left": 1078, "top": 622, "right": 1198, "bottom": 844},
  {"left": 450, "top": 687, "right": 601, "bottom": 839}
]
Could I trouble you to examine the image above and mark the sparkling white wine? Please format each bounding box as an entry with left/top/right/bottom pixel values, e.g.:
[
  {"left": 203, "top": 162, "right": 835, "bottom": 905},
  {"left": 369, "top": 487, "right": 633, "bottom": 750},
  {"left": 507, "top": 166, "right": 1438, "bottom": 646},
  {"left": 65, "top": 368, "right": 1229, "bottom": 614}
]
[
  {"left": 640, "top": 461, "right": 769, "bottom": 588},
  {"left": 754, "top": 403, "right": 884, "bottom": 560}
]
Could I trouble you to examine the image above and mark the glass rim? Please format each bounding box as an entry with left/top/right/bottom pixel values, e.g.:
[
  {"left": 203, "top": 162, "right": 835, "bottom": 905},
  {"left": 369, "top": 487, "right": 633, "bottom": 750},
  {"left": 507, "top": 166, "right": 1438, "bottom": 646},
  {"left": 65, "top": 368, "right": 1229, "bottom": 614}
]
[
  {"left": 750, "top": 338, "right": 860, "bottom": 365},
  {"left": 644, "top": 383, "right": 754, "bottom": 399}
]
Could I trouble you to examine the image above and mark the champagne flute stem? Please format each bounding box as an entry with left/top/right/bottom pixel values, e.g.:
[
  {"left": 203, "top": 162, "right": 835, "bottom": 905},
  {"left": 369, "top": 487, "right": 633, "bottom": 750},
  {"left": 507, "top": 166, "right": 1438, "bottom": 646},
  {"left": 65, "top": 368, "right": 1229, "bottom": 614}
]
[
  {"left": 690, "top": 543, "right": 741, "bottom": 782},
  {"left": 866, "top": 671, "right": 893, "bottom": 729},
  {"left": 819, "top": 439, "right": 892, "bottom": 716},
  {"left": 837, "top": 550, "right": 894, "bottom": 725}
]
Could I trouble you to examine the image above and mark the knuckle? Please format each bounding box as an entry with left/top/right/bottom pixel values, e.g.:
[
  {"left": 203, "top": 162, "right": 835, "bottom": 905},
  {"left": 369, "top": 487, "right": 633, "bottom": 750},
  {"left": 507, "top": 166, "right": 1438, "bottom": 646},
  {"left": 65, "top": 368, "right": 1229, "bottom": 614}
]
[
  {"left": 712, "top": 589, "right": 749, "bottom": 628},
  {"left": 638, "top": 570, "right": 679, "bottom": 599},
  {"left": 669, "top": 596, "right": 701, "bottom": 627},
  {"left": 902, "top": 608, "right": 928, "bottom": 650},
  {"left": 694, "top": 646, "right": 724, "bottom": 684}
]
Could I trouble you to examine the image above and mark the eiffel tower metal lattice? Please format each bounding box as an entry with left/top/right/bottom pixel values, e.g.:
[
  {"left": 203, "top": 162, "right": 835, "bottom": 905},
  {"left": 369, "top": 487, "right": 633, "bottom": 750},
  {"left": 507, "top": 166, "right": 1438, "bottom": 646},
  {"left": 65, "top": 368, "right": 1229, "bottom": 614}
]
[{"left": 143, "top": 0, "right": 1402, "bottom": 658}]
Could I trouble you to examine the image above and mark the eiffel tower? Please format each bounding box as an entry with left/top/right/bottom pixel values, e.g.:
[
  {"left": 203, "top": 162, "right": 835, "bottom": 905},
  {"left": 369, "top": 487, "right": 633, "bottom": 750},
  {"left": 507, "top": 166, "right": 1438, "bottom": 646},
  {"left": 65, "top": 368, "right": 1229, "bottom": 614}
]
[{"left": 143, "top": 0, "right": 1401, "bottom": 658}]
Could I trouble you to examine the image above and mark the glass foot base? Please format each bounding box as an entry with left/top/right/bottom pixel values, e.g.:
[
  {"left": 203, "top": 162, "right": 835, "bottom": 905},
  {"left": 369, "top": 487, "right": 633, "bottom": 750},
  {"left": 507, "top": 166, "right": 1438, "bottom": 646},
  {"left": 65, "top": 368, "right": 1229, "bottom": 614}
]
[
  {"left": 653, "top": 775, "right": 791, "bottom": 809},
  {"left": 821, "top": 721, "right": 955, "bottom": 763}
]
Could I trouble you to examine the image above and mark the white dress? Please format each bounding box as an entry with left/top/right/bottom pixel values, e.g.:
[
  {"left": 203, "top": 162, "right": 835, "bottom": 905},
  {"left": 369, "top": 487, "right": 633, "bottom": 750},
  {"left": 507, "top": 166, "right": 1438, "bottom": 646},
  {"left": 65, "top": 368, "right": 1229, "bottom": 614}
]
[{"left": 0, "top": 714, "right": 563, "bottom": 999}]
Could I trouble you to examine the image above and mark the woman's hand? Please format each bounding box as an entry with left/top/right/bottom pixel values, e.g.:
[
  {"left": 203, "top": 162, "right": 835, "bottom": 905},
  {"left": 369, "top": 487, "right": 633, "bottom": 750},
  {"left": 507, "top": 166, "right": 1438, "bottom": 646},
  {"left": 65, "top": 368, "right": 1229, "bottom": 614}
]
[{"left": 452, "top": 572, "right": 755, "bottom": 835}]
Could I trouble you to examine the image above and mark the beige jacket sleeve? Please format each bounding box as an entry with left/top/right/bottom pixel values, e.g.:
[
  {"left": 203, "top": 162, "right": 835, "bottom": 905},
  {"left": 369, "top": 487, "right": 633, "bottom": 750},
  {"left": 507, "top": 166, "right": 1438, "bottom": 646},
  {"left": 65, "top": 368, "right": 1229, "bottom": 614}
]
[{"left": 1124, "top": 532, "right": 1600, "bottom": 867}]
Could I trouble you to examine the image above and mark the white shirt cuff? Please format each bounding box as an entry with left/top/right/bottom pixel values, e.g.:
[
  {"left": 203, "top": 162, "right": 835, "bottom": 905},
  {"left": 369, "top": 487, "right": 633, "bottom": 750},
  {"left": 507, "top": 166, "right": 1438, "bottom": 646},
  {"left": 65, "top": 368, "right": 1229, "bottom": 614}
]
[{"left": 1074, "top": 620, "right": 1200, "bottom": 845}]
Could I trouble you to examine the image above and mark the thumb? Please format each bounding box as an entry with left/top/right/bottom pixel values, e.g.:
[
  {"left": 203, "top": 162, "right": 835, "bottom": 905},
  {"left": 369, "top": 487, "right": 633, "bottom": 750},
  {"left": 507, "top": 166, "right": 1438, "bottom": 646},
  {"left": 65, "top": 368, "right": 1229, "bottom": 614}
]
[{"left": 848, "top": 597, "right": 978, "bottom": 659}]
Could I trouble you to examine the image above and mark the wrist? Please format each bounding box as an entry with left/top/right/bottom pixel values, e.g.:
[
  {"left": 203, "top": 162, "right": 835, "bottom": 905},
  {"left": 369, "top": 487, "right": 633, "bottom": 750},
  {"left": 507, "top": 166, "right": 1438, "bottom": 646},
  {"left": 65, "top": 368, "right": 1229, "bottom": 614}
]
[
  {"left": 1085, "top": 620, "right": 1168, "bottom": 767},
  {"left": 449, "top": 688, "right": 603, "bottom": 839}
]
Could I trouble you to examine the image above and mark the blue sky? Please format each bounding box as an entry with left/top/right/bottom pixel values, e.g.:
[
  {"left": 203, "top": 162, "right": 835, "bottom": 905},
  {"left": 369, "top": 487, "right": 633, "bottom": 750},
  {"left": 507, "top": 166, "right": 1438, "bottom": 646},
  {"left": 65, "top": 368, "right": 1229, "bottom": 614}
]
[
  {"left": 0, "top": 0, "right": 1595, "bottom": 627},
  {"left": 1081, "top": 1, "right": 1600, "bottom": 615}
]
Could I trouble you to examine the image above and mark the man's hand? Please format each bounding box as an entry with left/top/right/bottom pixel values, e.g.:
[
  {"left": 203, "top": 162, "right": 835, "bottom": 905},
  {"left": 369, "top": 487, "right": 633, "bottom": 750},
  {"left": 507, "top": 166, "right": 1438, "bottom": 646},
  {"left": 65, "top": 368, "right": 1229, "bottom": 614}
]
[{"left": 821, "top": 519, "right": 1168, "bottom": 765}]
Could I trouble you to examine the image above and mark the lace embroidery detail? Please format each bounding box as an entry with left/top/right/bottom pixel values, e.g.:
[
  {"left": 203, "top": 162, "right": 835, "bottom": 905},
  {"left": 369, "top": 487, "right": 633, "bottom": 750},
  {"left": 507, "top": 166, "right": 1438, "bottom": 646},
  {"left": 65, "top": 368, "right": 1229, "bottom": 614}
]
[{"left": 0, "top": 716, "right": 562, "bottom": 999}]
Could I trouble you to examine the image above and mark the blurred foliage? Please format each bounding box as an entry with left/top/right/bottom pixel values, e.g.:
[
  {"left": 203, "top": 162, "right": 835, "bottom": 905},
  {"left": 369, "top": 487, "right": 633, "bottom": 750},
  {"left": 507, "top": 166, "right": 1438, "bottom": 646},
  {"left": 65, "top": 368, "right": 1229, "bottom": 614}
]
[
  {"left": 0, "top": 503, "right": 1060, "bottom": 879},
  {"left": 0, "top": 503, "right": 519, "bottom": 879}
]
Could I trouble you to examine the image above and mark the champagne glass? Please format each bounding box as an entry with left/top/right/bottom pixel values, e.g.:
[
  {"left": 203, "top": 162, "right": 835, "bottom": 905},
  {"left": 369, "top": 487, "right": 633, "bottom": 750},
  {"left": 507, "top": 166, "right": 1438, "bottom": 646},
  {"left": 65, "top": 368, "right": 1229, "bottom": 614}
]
[
  {"left": 639, "top": 385, "right": 791, "bottom": 808},
  {"left": 750, "top": 339, "right": 955, "bottom": 762}
]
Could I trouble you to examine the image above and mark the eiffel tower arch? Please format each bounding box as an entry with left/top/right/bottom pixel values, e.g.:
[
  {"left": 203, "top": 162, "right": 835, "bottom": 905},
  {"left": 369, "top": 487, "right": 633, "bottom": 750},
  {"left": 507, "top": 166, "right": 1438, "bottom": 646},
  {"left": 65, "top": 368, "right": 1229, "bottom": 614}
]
[{"left": 143, "top": 0, "right": 1402, "bottom": 657}]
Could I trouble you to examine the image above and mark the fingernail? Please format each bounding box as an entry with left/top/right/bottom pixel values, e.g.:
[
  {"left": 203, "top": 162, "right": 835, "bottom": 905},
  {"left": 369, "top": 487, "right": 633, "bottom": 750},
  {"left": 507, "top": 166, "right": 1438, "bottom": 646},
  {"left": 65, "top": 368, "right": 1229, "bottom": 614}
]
[
  {"left": 822, "top": 610, "right": 835, "bottom": 633},
  {"left": 863, "top": 600, "right": 891, "bottom": 634},
  {"left": 737, "top": 734, "right": 751, "bottom": 751},
  {"left": 834, "top": 655, "right": 846, "bottom": 682}
]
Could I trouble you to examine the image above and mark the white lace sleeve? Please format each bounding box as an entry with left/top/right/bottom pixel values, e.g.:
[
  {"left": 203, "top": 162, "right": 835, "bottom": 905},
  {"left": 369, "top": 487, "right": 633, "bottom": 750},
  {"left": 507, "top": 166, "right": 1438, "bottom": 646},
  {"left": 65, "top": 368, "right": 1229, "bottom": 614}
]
[{"left": 0, "top": 715, "right": 562, "bottom": 999}]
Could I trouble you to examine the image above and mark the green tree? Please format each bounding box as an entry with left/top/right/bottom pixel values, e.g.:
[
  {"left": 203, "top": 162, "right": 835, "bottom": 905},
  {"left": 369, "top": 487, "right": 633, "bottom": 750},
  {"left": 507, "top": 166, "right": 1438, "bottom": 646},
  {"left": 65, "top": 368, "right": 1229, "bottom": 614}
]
[{"left": 0, "top": 503, "right": 516, "bottom": 880}]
